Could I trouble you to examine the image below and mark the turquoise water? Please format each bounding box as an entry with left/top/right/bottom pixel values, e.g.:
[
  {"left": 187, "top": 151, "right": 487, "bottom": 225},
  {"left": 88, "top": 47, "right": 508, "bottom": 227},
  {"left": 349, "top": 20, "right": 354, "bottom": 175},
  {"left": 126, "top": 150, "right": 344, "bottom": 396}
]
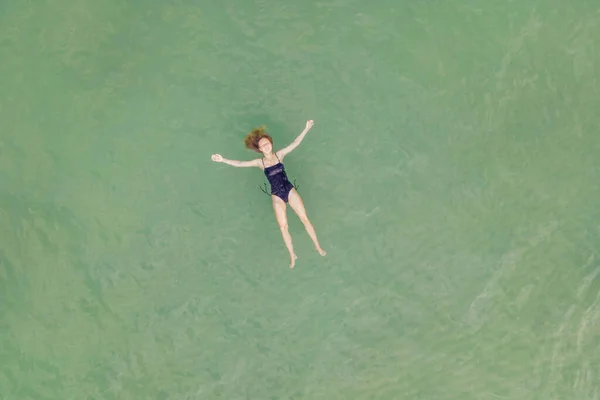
[{"left": 1, "top": 1, "right": 599, "bottom": 399}]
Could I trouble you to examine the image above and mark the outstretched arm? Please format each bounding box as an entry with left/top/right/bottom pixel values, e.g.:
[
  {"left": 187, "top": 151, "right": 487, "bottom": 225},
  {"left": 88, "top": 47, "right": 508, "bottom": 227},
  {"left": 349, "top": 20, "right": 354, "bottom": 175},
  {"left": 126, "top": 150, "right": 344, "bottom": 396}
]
[
  {"left": 277, "top": 120, "right": 315, "bottom": 159},
  {"left": 211, "top": 154, "right": 260, "bottom": 168}
]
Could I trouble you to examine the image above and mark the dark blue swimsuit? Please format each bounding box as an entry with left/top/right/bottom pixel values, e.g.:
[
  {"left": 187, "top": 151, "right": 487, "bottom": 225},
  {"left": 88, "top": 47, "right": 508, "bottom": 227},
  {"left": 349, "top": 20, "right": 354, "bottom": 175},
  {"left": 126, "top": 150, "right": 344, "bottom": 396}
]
[{"left": 262, "top": 154, "right": 295, "bottom": 203}]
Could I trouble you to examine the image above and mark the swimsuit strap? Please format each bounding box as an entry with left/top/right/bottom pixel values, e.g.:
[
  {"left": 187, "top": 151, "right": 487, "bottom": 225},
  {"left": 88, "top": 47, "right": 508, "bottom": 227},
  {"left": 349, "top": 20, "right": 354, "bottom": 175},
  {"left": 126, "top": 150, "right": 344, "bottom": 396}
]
[{"left": 263, "top": 154, "right": 281, "bottom": 168}]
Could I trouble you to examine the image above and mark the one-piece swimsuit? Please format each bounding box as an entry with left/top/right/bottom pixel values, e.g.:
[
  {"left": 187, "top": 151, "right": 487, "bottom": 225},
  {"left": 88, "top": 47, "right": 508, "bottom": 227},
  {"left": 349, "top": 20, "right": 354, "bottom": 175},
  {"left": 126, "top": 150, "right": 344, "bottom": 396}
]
[{"left": 262, "top": 154, "right": 295, "bottom": 203}]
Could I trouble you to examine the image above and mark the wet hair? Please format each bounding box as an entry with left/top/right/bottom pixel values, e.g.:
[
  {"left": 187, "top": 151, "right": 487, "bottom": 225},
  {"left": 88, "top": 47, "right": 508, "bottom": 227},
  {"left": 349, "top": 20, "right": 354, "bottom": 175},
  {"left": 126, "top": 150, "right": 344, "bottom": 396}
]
[{"left": 244, "top": 126, "right": 273, "bottom": 153}]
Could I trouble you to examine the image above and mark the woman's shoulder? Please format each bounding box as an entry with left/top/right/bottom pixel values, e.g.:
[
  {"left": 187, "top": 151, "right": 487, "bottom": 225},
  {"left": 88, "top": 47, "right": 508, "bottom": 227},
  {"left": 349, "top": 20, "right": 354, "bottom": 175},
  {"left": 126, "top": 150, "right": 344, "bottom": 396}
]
[{"left": 254, "top": 157, "right": 265, "bottom": 169}]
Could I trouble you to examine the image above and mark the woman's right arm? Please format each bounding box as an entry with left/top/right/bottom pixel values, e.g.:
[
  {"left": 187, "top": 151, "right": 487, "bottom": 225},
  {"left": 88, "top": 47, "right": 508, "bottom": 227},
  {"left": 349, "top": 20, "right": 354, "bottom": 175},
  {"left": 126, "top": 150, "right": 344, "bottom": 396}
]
[{"left": 211, "top": 154, "right": 260, "bottom": 168}]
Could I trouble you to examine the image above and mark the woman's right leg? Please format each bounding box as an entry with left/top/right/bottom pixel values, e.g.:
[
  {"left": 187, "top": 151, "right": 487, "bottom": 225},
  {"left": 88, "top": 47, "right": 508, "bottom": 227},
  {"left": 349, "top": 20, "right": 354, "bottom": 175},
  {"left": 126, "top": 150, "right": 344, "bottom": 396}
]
[{"left": 272, "top": 195, "right": 297, "bottom": 268}]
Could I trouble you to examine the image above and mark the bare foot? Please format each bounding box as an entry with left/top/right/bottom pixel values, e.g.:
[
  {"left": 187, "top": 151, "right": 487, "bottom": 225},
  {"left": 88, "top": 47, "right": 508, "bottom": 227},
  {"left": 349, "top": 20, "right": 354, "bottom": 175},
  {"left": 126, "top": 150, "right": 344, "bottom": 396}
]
[
  {"left": 290, "top": 254, "right": 298, "bottom": 269},
  {"left": 317, "top": 248, "right": 327, "bottom": 256}
]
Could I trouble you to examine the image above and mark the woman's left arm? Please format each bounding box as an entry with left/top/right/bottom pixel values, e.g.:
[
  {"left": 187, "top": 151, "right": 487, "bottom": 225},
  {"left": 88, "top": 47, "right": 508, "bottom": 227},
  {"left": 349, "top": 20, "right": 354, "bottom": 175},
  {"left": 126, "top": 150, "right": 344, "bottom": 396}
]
[{"left": 277, "top": 120, "right": 314, "bottom": 158}]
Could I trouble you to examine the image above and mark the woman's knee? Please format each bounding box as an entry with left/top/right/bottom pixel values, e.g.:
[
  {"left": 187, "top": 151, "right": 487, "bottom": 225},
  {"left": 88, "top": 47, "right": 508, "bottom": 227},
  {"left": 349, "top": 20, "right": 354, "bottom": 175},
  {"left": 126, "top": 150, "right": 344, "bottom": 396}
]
[
  {"left": 279, "top": 222, "right": 289, "bottom": 232},
  {"left": 299, "top": 215, "right": 310, "bottom": 225}
]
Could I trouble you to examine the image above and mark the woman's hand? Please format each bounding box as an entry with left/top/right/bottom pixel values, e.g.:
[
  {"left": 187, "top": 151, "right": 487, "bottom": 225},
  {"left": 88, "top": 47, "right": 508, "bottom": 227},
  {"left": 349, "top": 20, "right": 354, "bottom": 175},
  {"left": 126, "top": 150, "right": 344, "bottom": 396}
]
[
  {"left": 277, "top": 120, "right": 315, "bottom": 159},
  {"left": 211, "top": 155, "right": 258, "bottom": 167}
]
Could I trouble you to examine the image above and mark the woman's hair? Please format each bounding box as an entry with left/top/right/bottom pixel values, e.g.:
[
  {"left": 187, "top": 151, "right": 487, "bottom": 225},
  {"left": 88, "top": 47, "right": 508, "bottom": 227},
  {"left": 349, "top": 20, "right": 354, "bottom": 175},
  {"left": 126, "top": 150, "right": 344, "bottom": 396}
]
[{"left": 244, "top": 125, "right": 273, "bottom": 153}]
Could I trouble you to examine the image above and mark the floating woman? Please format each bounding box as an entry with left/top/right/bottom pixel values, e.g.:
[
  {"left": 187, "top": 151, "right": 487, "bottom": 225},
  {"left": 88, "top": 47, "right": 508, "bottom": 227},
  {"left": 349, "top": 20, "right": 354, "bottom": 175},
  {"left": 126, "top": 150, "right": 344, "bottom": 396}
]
[{"left": 211, "top": 120, "right": 326, "bottom": 268}]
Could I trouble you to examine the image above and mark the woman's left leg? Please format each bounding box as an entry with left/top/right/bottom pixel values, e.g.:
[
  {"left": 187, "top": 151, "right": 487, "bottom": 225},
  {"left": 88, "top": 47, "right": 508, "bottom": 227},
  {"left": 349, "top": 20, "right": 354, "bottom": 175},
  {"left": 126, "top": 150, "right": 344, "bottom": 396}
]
[{"left": 288, "top": 188, "right": 326, "bottom": 256}]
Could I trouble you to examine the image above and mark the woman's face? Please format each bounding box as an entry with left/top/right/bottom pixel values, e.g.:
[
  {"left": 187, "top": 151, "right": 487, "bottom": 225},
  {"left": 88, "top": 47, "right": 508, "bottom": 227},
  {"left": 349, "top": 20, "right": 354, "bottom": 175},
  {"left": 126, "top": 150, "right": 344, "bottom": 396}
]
[{"left": 258, "top": 137, "right": 272, "bottom": 154}]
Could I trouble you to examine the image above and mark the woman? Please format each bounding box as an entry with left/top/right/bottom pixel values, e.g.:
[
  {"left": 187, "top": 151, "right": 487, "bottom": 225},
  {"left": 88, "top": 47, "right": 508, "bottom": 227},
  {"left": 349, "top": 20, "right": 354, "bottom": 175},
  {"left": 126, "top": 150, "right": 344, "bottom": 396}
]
[{"left": 211, "top": 120, "right": 326, "bottom": 268}]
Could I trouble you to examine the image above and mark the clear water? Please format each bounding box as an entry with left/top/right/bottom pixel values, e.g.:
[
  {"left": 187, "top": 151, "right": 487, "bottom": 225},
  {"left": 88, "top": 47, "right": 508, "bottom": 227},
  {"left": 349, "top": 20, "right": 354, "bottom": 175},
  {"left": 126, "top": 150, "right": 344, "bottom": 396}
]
[{"left": 1, "top": 1, "right": 599, "bottom": 399}]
